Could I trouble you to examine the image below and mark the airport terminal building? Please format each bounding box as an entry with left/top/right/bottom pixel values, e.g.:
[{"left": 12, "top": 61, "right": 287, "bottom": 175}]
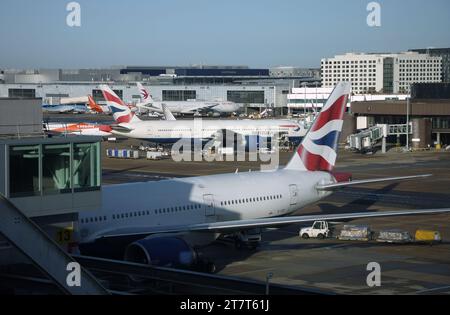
[
  {"left": 321, "top": 52, "right": 442, "bottom": 94},
  {"left": 0, "top": 65, "right": 321, "bottom": 113}
]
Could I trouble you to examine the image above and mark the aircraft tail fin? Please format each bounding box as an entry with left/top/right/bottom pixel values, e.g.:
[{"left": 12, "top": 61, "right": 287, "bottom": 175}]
[
  {"left": 137, "top": 82, "right": 154, "bottom": 104},
  {"left": 285, "top": 82, "right": 351, "bottom": 172},
  {"left": 100, "top": 85, "right": 141, "bottom": 123},
  {"left": 87, "top": 95, "right": 104, "bottom": 113}
]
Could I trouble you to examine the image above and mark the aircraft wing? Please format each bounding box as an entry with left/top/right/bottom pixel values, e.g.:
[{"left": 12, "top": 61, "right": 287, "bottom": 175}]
[
  {"left": 180, "top": 103, "right": 219, "bottom": 114},
  {"left": 91, "top": 208, "right": 450, "bottom": 242},
  {"left": 316, "top": 174, "right": 432, "bottom": 191}
]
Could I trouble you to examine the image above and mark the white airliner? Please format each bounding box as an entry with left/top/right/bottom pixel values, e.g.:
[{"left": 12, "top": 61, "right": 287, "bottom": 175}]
[
  {"left": 100, "top": 85, "right": 307, "bottom": 145},
  {"left": 137, "top": 82, "right": 242, "bottom": 115},
  {"left": 44, "top": 122, "right": 112, "bottom": 137},
  {"left": 78, "top": 82, "right": 449, "bottom": 269}
]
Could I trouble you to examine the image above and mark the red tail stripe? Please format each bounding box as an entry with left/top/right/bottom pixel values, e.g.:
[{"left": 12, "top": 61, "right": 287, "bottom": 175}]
[
  {"left": 103, "top": 90, "right": 125, "bottom": 106},
  {"left": 116, "top": 114, "right": 132, "bottom": 124},
  {"left": 311, "top": 95, "right": 347, "bottom": 132},
  {"left": 297, "top": 145, "right": 333, "bottom": 172}
]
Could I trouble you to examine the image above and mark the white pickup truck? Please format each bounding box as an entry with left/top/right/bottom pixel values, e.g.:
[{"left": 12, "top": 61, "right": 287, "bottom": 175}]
[{"left": 299, "top": 221, "right": 331, "bottom": 239}]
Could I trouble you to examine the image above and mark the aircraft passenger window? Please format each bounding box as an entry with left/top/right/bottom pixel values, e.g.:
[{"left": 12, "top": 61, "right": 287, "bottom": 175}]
[
  {"left": 183, "top": 206, "right": 186, "bottom": 211},
  {"left": 104, "top": 216, "right": 107, "bottom": 221}
]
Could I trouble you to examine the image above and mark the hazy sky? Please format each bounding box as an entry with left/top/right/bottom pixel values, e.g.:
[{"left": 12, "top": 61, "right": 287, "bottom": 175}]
[{"left": 1, "top": 0, "right": 449, "bottom": 69}]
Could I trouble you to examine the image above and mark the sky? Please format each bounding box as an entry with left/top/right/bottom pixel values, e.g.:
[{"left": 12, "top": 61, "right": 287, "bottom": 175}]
[{"left": 0, "top": 0, "right": 449, "bottom": 69}]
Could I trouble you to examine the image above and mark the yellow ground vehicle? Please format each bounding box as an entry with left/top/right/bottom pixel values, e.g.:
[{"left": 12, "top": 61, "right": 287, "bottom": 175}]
[{"left": 415, "top": 230, "right": 442, "bottom": 244}]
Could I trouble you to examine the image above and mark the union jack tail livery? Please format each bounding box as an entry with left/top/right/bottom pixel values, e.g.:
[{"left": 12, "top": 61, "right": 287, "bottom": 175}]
[
  {"left": 100, "top": 85, "right": 141, "bottom": 124},
  {"left": 286, "top": 82, "right": 351, "bottom": 172},
  {"left": 137, "top": 82, "right": 154, "bottom": 104}
]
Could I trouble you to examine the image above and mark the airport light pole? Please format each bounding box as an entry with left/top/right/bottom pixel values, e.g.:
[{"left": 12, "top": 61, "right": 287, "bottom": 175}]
[{"left": 406, "top": 96, "right": 410, "bottom": 151}]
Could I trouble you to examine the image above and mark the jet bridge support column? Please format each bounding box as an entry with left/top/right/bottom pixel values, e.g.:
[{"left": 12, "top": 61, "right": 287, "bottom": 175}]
[{"left": 0, "top": 195, "right": 109, "bottom": 295}]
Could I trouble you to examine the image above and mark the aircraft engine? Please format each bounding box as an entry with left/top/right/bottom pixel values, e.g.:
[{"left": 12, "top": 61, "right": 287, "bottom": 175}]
[{"left": 124, "top": 237, "right": 197, "bottom": 268}]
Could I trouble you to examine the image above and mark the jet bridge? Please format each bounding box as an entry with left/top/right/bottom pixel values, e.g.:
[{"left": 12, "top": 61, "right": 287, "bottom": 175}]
[{"left": 347, "top": 124, "right": 412, "bottom": 153}]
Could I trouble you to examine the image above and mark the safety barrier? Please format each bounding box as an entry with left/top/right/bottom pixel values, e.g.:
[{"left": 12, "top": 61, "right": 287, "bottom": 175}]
[{"left": 106, "top": 149, "right": 140, "bottom": 159}]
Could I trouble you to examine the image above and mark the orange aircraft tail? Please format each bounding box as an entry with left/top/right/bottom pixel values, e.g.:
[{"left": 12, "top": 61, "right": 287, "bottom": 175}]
[{"left": 88, "top": 95, "right": 104, "bottom": 113}]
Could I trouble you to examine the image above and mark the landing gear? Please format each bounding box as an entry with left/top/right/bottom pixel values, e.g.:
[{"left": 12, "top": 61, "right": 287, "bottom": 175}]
[{"left": 234, "top": 239, "right": 260, "bottom": 251}]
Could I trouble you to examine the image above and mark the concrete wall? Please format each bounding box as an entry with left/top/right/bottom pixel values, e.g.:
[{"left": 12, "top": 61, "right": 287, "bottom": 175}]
[{"left": 0, "top": 98, "right": 42, "bottom": 135}]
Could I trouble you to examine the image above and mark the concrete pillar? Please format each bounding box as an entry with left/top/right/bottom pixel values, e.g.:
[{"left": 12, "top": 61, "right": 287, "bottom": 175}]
[
  {"left": 382, "top": 137, "right": 387, "bottom": 154},
  {"left": 412, "top": 118, "right": 432, "bottom": 150}
]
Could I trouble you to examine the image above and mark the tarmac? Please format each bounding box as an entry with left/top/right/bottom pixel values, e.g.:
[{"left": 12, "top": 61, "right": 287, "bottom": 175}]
[{"left": 101, "top": 138, "right": 450, "bottom": 295}]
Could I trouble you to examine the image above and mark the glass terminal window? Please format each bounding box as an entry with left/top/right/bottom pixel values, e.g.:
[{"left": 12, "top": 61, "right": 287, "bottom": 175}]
[
  {"left": 8, "top": 141, "right": 100, "bottom": 198},
  {"left": 73, "top": 142, "right": 100, "bottom": 192},
  {"left": 92, "top": 89, "right": 123, "bottom": 102},
  {"left": 8, "top": 89, "right": 36, "bottom": 98},
  {"left": 162, "top": 90, "right": 196, "bottom": 101},
  {"left": 9, "top": 145, "right": 40, "bottom": 197},
  {"left": 42, "top": 144, "right": 71, "bottom": 194},
  {"left": 227, "top": 91, "right": 265, "bottom": 104}
]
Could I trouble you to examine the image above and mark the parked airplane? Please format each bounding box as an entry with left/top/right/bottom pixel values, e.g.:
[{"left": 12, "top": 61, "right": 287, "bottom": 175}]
[
  {"left": 42, "top": 104, "right": 87, "bottom": 114},
  {"left": 100, "top": 85, "right": 307, "bottom": 145},
  {"left": 78, "top": 82, "right": 449, "bottom": 271},
  {"left": 44, "top": 122, "right": 112, "bottom": 137},
  {"left": 137, "top": 82, "right": 242, "bottom": 115}
]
